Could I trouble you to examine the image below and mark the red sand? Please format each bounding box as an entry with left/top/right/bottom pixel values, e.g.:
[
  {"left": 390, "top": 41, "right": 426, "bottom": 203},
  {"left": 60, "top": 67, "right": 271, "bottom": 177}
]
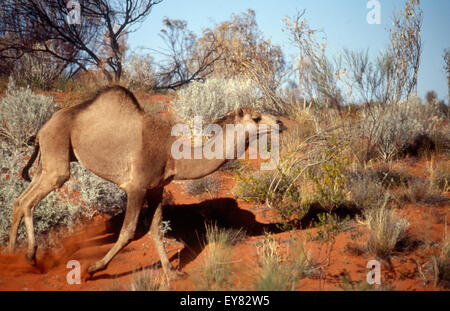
[{"left": 0, "top": 166, "right": 448, "bottom": 291}]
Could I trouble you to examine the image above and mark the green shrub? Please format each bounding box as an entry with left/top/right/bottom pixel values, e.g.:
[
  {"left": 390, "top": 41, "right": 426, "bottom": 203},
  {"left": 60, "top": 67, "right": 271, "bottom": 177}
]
[
  {"left": 173, "top": 78, "right": 280, "bottom": 123},
  {"left": 0, "top": 77, "right": 56, "bottom": 149},
  {"left": 360, "top": 99, "right": 446, "bottom": 161},
  {"left": 234, "top": 169, "right": 304, "bottom": 229},
  {"left": 308, "top": 137, "right": 350, "bottom": 212}
]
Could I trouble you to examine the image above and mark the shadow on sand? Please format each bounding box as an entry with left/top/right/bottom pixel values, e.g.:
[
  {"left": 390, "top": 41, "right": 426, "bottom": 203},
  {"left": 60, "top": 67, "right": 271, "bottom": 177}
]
[{"left": 59, "top": 197, "right": 360, "bottom": 281}]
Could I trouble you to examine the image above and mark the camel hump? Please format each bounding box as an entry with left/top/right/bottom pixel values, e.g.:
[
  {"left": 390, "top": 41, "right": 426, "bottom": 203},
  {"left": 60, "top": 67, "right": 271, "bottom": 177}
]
[{"left": 88, "top": 85, "right": 142, "bottom": 112}]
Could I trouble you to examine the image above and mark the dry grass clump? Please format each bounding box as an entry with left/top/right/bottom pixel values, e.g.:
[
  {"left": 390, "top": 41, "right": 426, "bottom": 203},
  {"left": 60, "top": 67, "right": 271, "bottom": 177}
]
[
  {"left": 429, "top": 237, "right": 450, "bottom": 288},
  {"left": 130, "top": 268, "right": 166, "bottom": 291},
  {"left": 253, "top": 234, "right": 317, "bottom": 290},
  {"left": 254, "top": 234, "right": 289, "bottom": 291},
  {"left": 194, "top": 223, "right": 245, "bottom": 290},
  {"left": 364, "top": 197, "right": 410, "bottom": 258}
]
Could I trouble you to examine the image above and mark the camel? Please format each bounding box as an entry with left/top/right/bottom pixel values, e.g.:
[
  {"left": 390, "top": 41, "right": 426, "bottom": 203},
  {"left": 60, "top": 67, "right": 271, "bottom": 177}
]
[{"left": 8, "top": 85, "right": 286, "bottom": 281}]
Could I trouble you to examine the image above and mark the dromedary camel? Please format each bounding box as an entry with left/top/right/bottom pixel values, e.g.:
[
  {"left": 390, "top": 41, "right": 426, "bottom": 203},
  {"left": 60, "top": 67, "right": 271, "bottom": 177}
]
[{"left": 8, "top": 85, "right": 285, "bottom": 281}]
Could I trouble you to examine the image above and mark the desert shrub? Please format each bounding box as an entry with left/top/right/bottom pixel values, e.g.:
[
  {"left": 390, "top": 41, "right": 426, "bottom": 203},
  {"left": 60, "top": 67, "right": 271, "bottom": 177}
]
[
  {"left": 234, "top": 169, "right": 304, "bottom": 228},
  {"left": 364, "top": 197, "right": 410, "bottom": 258},
  {"left": 122, "top": 53, "right": 158, "bottom": 91},
  {"left": 194, "top": 223, "right": 245, "bottom": 290},
  {"left": 360, "top": 99, "right": 446, "bottom": 161},
  {"left": 0, "top": 145, "right": 126, "bottom": 247},
  {"left": 313, "top": 212, "right": 350, "bottom": 243},
  {"left": 430, "top": 161, "right": 450, "bottom": 193},
  {"left": 398, "top": 178, "right": 432, "bottom": 204},
  {"left": 346, "top": 169, "right": 386, "bottom": 210},
  {"left": 173, "top": 78, "right": 272, "bottom": 122},
  {"left": 308, "top": 137, "right": 351, "bottom": 212},
  {"left": 67, "top": 163, "right": 126, "bottom": 217},
  {"left": 0, "top": 77, "right": 56, "bottom": 149},
  {"left": 367, "top": 164, "right": 413, "bottom": 189},
  {"left": 234, "top": 171, "right": 277, "bottom": 203},
  {"left": 185, "top": 175, "right": 221, "bottom": 197}
]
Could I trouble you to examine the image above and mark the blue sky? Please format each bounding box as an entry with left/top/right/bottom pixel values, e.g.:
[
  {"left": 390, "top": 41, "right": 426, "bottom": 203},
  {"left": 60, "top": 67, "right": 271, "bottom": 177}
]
[{"left": 128, "top": 0, "right": 450, "bottom": 102}]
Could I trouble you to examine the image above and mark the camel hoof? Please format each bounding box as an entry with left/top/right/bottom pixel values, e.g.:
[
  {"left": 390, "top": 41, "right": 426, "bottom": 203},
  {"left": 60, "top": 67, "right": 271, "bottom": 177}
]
[
  {"left": 82, "top": 261, "right": 105, "bottom": 282},
  {"left": 81, "top": 265, "right": 95, "bottom": 282},
  {"left": 24, "top": 254, "right": 36, "bottom": 266}
]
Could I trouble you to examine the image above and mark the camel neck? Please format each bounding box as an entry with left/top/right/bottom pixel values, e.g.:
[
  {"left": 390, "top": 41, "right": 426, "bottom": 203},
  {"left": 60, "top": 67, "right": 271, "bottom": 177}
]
[{"left": 172, "top": 122, "right": 254, "bottom": 180}]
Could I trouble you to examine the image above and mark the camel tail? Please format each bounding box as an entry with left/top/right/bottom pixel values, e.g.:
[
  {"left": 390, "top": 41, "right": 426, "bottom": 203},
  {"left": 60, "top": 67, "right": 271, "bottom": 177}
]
[{"left": 22, "top": 140, "right": 40, "bottom": 182}]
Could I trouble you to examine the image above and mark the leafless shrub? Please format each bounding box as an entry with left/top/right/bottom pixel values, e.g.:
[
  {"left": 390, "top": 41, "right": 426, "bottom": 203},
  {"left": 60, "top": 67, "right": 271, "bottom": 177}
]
[
  {"left": 155, "top": 18, "right": 222, "bottom": 90},
  {"left": 11, "top": 42, "right": 68, "bottom": 90},
  {"left": 386, "top": 0, "right": 423, "bottom": 103},
  {"left": 122, "top": 52, "right": 158, "bottom": 91},
  {"left": 282, "top": 11, "right": 341, "bottom": 110},
  {"left": 199, "top": 10, "right": 286, "bottom": 114}
]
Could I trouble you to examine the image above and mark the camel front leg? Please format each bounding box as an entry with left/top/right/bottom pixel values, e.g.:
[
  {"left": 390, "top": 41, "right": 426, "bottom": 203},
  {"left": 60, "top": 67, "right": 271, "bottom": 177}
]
[
  {"left": 85, "top": 188, "right": 145, "bottom": 278},
  {"left": 149, "top": 201, "right": 187, "bottom": 281}
]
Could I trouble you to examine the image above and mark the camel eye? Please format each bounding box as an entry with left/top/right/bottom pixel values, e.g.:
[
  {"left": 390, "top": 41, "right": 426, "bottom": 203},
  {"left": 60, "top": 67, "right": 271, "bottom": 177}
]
[{"left": 252, "top": 116, "right": 261, "bottom": 123}]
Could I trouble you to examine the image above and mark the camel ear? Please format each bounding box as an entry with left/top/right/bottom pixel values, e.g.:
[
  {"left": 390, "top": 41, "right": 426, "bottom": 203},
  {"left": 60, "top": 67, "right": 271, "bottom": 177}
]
[{"left": 237, "top": 108, "right": 244, "bottom": 117}]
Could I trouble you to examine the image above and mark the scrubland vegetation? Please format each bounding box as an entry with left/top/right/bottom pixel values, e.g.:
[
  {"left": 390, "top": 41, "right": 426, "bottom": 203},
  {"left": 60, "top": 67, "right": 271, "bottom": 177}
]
[{"left": 0, "top": 0, "right": 449, "bottom": 290}]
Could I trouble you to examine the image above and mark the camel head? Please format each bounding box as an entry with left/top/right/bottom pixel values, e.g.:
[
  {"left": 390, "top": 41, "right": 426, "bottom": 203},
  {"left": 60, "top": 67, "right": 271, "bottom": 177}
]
[{"left": 229, "top": 107, "right": 287, "bottom": 136}]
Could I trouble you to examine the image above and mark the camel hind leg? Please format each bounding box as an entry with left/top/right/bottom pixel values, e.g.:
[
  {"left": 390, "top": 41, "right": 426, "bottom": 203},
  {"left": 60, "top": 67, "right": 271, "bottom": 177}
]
[
  {"left": 13, "top": 168, "right": 69, "bottom": 265},
  {"left": 8, "top": 165, "right": 42, "bottom": 253},
  {"left": 9, "top": 127, "right": 71, "bottom": 264}
]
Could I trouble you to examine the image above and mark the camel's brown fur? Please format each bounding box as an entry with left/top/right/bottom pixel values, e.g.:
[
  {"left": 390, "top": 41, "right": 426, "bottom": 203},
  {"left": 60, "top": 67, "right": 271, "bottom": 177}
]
[{"left": 8, "top": 85, "right": 285, "bottom": 281}]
